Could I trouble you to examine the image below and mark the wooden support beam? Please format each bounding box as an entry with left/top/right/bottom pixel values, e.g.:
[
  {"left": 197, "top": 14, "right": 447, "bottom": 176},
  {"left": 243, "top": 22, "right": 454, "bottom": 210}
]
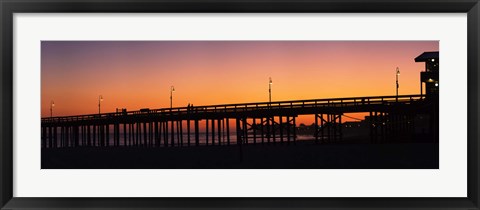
[
  {"left": 136, "top": 122, "right": 140, "bottom": 146},
  {"left": 114, "top": 124, "right": 117, "bottom": 146},
  {"left": 218, "top": 119, "right": 222, "bottom": 145},
  {"left": 266, "top": 117, "right": 271, "bottom": 144},
  {"left": 339, "top": 114, "right": 343, "bottom": 141},
  {"left": 149, "top": 122, "right": 153, "bottom": 147},
  {"left": 67, "top": 126, "right": 70, "bottom": 147},
  {"left": 321, "top": 114, "right": 325, "bottom": 143},
  {"left": 272, "top": 116, "right": 276, "bottom": 144},
  {"left": 211, "top": 119, "right": 215, "bottom": 146},
  {"left": 261, "top": 118, "right": 265, "bottom": 144},
  {"left": 226, "top": 119, "right": 230, "bottom": 145},
  {"left": 100, "top": 124, "right": 104, "bottom": 147},
  {"left": 314, "top": 114, "right": 319, "bottom": 143},
  {"left": 129, "top": 123, "right": 132, "bottom": 147},
  {"left": 164, "top": 121, "right": 168, "bottom": 147},
  {"left": 242, "top": 118, "right": 247, "bottom": 145},
  {"left": 253, "top": 118, "right": 257, "bottom": 144},
  {"left": 170, "top": 121, "right": 175, "bottom": 147},
  {"left": 93, "top": 125, "right": 96, "bottom": 147},
  {"left": 236, "top": 118, "right": 242, "bottom": 145},
  {"left": 326, "top": 114, "right": 330, "bottom": 142},
  {"left": 58, "top": 126, "right": 62, "bottom": 147},
  {"left": 54, "top": 126, "right": 58, "bottom": 148},
  {"left": 48, "top": 126, "right": 53, "bottom": 148},
  {"left": 41, "top": 126, "right": 46, "bottom": 148},
  {"left": 124, "top": 123, "right": 127, "bottom": 147},
  {"left": 87, "top": 125, "right": 91, "bottom": 146},
  {"left": 142, "top": 122, "right": 147, "bottom": 147},
  {"left": 77, "top": 126, "right": 81, "bottom": 147},
  {"left": 176, "top": 121, "right": 180, "bottom": 147},
  {"left": 286, "top": 116, "right": 290, "bottom": 144},
  {"left": 155, "top": 121, "right": 162, "bottom": 147},
  {"left": 195, "top": 119, "right": 200, "bottom": 146},
  {"left": 105, "top": 124, "right": 109, "bottom": 147},
  {"left": 222, "top": 119, "right": 226, "bottom": 145},
  {"left": 333, "top": 115, "right": 337, "bottom": 142},
  {"left": 187, "top": 119, "right": 191, "bottom": 147},
  {"left": 206, "top": 119, "right": 209, "bottom": 146},
  {"left": 369, "top": 112, "right": 373, "bottom": 143},
  {"left": 179, "top": 120, "right": 183, "bottom": 147},
  {"left": 293, "top": 117, "right": 297, "bottom": 144},
  {"left": 280, "top": 116, "right": 284, "bottom": 143}
]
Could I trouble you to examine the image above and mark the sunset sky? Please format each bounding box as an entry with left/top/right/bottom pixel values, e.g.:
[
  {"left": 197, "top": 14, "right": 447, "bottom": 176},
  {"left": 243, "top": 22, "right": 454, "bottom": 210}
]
[{"left": 41, "top": 41, "right": 438, "bottom": 123}]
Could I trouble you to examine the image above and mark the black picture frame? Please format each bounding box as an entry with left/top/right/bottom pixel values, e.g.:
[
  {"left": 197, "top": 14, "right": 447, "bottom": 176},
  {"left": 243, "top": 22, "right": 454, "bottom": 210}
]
[{"left": 1, "top": 0, "right": 479, "bottom": 209}]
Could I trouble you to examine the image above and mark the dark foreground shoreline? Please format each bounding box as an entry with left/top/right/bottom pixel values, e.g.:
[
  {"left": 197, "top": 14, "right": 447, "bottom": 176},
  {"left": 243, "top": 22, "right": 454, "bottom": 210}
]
[{"left": 42, "top": 140, "right": 439, "bottom": 169}]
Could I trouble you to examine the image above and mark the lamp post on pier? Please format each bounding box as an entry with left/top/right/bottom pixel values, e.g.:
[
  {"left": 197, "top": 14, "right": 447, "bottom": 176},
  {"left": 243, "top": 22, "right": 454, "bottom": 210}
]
[
  {"left": 269, "top": 77, "right": 272, "bottom": 104},
  {"left": 170, "top": 86, "right": 175, "bottom": 109},
  {"left": 98, "top": 95, "right": 103, "bottom": 114},
  {"left": 50, "top": 100, "right": 55, "bottom": 118},
  {"left": 396, "top": 67, "right": 400, "bottom": 102}
]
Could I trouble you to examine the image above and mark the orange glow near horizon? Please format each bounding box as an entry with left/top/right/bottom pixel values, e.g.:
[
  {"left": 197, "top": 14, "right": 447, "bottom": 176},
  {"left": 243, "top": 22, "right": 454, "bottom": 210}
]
[{"left": 41, "top": 41, "right": 439, "bottom": 124}]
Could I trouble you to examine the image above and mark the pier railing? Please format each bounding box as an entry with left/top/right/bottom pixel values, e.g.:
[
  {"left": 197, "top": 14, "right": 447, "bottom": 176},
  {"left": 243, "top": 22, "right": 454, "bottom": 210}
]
[{"left": 42, "top": 94, "right": 424, "bottom": 123}]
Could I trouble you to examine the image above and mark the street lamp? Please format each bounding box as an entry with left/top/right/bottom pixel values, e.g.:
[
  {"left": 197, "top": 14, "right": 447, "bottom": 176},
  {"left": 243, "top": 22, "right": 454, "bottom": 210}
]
[
  {"left": 170, "top": 86, "right": 175, "bottom": 109},
  {"left": 98, "top": 95, "right": 103, "bottom": 114},
  {"left": 269, "top": 77, "right": 272, "bottom": 103},
  {"left": 396, "top": 67, "right": 400, "bottom": 102},
  {"left": 50, "top": 100, "right": 55, "bottom": 118}
]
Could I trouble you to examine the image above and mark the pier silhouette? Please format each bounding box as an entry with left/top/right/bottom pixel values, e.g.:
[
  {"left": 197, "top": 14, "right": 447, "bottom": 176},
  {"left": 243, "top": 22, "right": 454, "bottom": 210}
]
[
  {"left": 41, "top": 94, "right": 437, "bottom": 149},
  {"left": 41, "top": 51, "right": 439, "bottom": 169}
]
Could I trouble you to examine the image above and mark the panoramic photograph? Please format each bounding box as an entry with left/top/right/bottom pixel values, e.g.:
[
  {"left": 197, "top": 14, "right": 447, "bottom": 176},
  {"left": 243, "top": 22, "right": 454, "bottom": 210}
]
[{"left": 41, "top": 41, "right": 439, "bottom": 169}]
